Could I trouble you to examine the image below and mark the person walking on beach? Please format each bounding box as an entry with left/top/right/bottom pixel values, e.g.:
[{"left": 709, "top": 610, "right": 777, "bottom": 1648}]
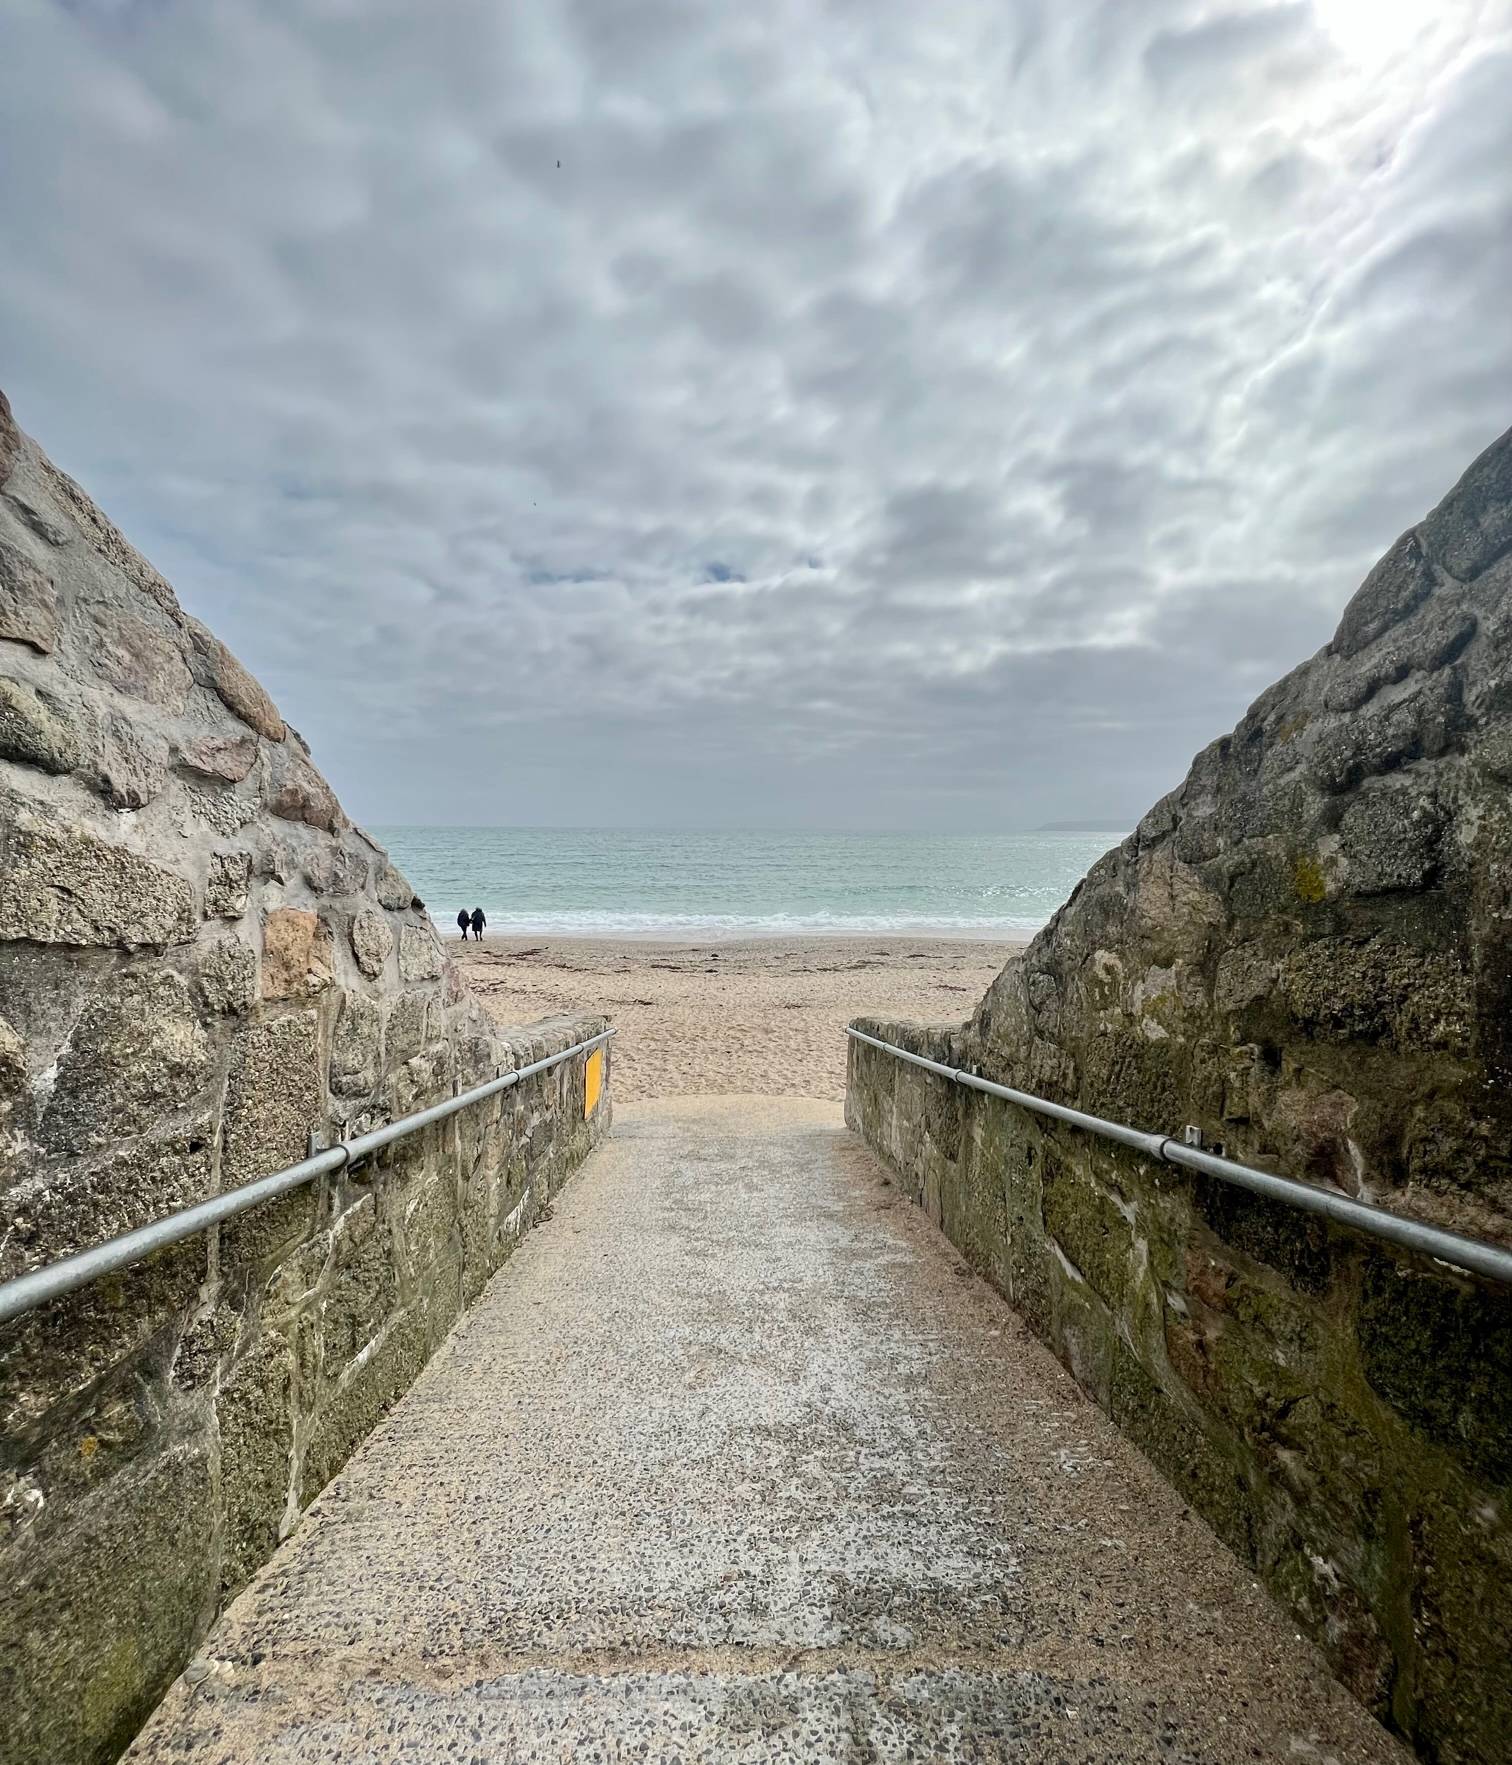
[
  {"left": 470, "top": 907, "right": 486, "bottom": 943},
  {"left": 456, "top": 908, "right": 471, "bottom": 941}
]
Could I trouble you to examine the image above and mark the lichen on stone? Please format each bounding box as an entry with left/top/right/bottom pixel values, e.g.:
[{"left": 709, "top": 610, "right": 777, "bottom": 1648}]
[
  {"left": 0, "top": 389, "right": 614, "bottom": 1765},
  {"left": 847, "top": 422, "right": 1512, "bottom": 1762}
]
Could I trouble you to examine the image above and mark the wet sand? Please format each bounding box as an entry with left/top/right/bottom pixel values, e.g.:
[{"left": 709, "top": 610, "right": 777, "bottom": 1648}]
[{"left": 454, "top": 936, "right": 1024, "bottom": 1101}]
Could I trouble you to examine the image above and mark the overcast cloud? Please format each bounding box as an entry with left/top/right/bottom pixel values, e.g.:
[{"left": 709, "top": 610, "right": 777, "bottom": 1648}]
[{"left": 2, "top": 0, "right": 1509, "bottom": 829}]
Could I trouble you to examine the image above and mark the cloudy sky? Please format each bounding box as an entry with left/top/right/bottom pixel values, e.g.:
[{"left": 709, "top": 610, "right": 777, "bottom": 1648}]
[{"left": 2, "top": 0, "right": 1508, "bottom": 830}]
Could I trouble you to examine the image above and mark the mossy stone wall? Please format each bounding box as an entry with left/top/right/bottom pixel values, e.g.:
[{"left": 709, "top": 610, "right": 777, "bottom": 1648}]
[
  {"left": 848, "top": 427, "right": 1512, "bottom": 1765},
  {"left": 0, "top": 390, "right": 613, "bottom": 1765}
]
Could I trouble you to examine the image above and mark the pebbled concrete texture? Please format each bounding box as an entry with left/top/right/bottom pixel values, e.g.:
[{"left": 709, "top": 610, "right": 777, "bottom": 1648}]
[{"left": 129, "top": 1097, "right": 1404, "bottom": 1764}]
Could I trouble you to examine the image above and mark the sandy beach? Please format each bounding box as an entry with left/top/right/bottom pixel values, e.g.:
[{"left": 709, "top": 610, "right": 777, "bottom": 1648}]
[{"left": 455, "top": 936, "right": 1023, "bottom": 1102}]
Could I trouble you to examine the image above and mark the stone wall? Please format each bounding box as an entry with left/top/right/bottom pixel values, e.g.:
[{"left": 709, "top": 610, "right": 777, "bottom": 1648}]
[
  {"left": 847, "top": 426, "right": 1512, "bottom": 1765},
  {"left": 0, "top": 390, "right": 612, "bottom": 1765}
]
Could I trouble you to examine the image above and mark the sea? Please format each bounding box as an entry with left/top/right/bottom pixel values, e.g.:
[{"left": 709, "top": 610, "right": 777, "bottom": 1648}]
[{"left": 370, "top": 827, "right": 1122, "bottom": 941}]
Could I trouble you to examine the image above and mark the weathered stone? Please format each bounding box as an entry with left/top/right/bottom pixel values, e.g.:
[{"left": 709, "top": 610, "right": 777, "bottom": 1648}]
[
  {"left": 1357, "top": 1258, "right": 1512, "bottom": 1486},
  {"left": 196, "top": 935, "right": 258, "bottom": 1014},
  {"left": 266, "top": 747, "right": 343, "bottom": 834},
  {"left": 299, "top": 1308, "right": 429, "bottom": 1506},
  {"left": 1401, "top": 1094, "right": 1498, "bottom": 1200},
  {"left": 10, "top": 1347, "right": 165, "bottom": 1527},
  {"left": 254, "top": 834, "right": 295, "bottom": 883},
  {"left": 303, "top": 841, "right": 369, "bottom": 895},
  {"left": 1330, "top": 531, "right": 1435, "bottom": 659},
  {"left": 1317, "top": 685, "right": 1465, "bottom": 801},
  {"left": 313, "top": 1201, "right": 399, "bottom": 1386},
  {"left": 97, "top": 711, "right": 169, "bottom": 810},
  {"left": 205, "top": 849, "right": 252, "bottom": 920},
  {"left": 172, "top": 1294, "right": 242, "bottom": 1392},
  {"left": 399, "top": 923, "right": 443, "bottom": 982},
  {"left": 3, "top": 1128, "right": 215, "bottom": 1276},
  {"left": 0, "top": 1242, "right": 204, "bottom": 1450},
  {"left": 848, "top": 425, "right": 1512, "bottom": 1765},
  {"left": 0, "top": 1443, "right": 216, "bottom": 1765},
  {"left": 185, "top": 617, "right": 286, "bottom": 741},
  {"left": 0, "top": 811, "right": 196, "bottom": 947},
  {"left": 218, "top": 1339, "right": 294, "bottom": 1602},
  {"left": 0, "top": 395, "right": 616, "bottom": 1765},
  {"left": 85, "top": 603, "right": 192, "bottom": 709},
  {"left": 429, "top": 994, "right": 457, "bottom": 1047},
  {"left": 0, "top": 385, "right": 17, "bottom": 485},
  {"left": 0, "top": 950, "right": 93, "bottom": 1141},
  {"left": 376, "top": 861, "right": 419, "bottom": 909},
  {"left": 388, "top": 1047, "right": 450, "bottom": 1118},
  {"left": 1337, "top": 779, "right": 1444, "bottom": 894},
  {"left": 0, "top": 1011, "right": 24, "bottom": 1100},
  {"left": 1419, "top": 424, "right": 1512, "bottom": 582},
  {"left": 1406, "top": 1480, "right": 1512, "bottom": 1764},
  {"left": 1128, "top": 847, "right": 1223, "bottom": 965},
  {"left": 1278, "top": 938, "right": 1472, "bottom": 1052},
  {"left": 261, "top": 908, "right": 334, "bottom": 1001},
  {"left": 1478, "top": 719, "right": 1512, "bottom": 785},
  {"left": 1040, "top": 1160, "right": 1136, "bottom": 1310},
  {"left": 1324, "top": 602, "right": 1477, "bottom": 715},
  {"left": 178, "top": 728, "right": 258, "bottom": 783},
  {"left": 331, "top": 993, "right": 383, "bottom": 1097},
  {"left": 182, "top": 783, "right": 259, "bottom": 837},
  {"left": 1191, "top": 1164, "right": 1340, "bottom": 1291},
  {"left": 220, "top": 1012, "right": 323, "bottom": 1266},
  {"left": 1213, "top": 943, "right": 1276, "bottom": 1015},
  {"left": 1267, "top": 1083, "right": 1365, "bottom": 1193},
  {"left": 385, "top": 990, "right": 431, "bottom": 1063},
  {"left": 4, "top": 491, "right": 71, "bottom": 547},
  {"left": 350, "top": 907, "right": 394, "bottom": 979},
  {"left": 0, "top": 677, "right": 79, "bottom": 773},
  {"left": 0, "top": 534, "right": 59, "bottom": 653},
  {"left": 40, "top": 970, "right": 210, "bottom": 1152},
  {"left": 32, "top": 449, "right": 182, "bottom": 616},
  {"left": 221, "top": 1012, "right": 321, "bottom": 1189}
]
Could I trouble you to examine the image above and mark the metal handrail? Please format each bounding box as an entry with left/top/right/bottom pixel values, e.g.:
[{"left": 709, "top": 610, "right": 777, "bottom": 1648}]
[
  {"left": 0, "top": 1027, "right": 616, "bottom": 1328},
  {"left": 846, "top": 1026, "right": 1512, "bottom": 1287}
]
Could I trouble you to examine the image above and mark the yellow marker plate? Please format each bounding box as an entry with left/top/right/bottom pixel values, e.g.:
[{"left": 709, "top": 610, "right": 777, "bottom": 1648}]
[{"left": 584, "top": 1046, "right": 604, "bottom": 1118}]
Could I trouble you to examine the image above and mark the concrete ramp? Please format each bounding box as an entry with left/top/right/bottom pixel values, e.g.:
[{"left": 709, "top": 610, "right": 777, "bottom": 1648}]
[{"left": 129, "top": 1098, "right": 1402, "bottom": 1763}]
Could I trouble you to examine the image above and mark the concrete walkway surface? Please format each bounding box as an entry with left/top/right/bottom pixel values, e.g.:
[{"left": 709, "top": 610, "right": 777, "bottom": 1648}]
[{"left": 129, "top": 1097, "right": 1404, "bottom": 1764}]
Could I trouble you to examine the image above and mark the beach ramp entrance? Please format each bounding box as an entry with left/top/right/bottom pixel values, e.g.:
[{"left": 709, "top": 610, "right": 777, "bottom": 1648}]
[{"left": 121, "top": 1096, "right": 1401, "bottom": 1765}]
